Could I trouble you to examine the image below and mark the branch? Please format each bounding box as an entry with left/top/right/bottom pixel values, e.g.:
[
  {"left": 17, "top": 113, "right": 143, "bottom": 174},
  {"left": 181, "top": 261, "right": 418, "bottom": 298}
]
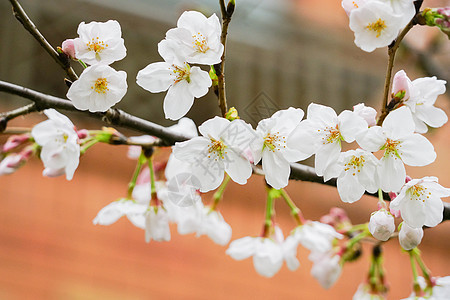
[
  {"left": 0, "top": 80, "right": 448, "bottom": 222},
  {"left": 8, "top": 0, "right": 78, "bottom": 82}
]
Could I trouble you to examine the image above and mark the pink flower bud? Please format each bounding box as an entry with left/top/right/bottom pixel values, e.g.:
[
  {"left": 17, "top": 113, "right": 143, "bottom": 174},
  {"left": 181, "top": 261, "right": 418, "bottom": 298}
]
[
  {"left": 0, "top": 154, "right": 22, "bottom": 175},
  {"left": 399, "top": 222, "right": 423, "bottom": 250},
  {"left": 368, "top": 209, "right": 395, "bottom": 241},
  {"left": 392, "top": 70, "right": 412, "bottom": 101},
  {"left": 77, "top": 129, "right": 89, "bottom": 139},
  {"left": 2, "top": 134, "right": 30, "bottom": 152},
  {"left": 388, "top": 192, "right": 397, "bottom": 200},
  {"left": 62, "top": 39, "right": 76, "bottom": 59},
  {"left": 353, "top": 103, "right": 377, "bottom": 126},
  {"left": 43, "top": 167, "right": 66, "bottom": 178}
]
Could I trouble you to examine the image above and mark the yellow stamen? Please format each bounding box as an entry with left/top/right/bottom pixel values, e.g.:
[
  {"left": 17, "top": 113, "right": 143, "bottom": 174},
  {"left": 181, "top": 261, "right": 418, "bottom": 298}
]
[
  {"left": 91, "top": 78, "right": 109, "bottom": 94},
  {"left": 192, "top": 32, "right": 210, "bottom": 53},
  {"left": 264, "top": 132, "right": 286, "bottom": 152},
  {"left": 366, "top": 19, "right": 387, "bottom": 38},
  {"left": 86, "top": 36, "right": 107, "bottom": 53},
  {"left": 208, "top": 138, "right": 227, "bottom": 160}
]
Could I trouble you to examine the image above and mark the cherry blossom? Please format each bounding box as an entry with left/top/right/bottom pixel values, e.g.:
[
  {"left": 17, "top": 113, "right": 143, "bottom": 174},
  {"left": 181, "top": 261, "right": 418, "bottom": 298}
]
[
  {"left": 398, "top": 222, "right": 424, "bottom": 250},
  {"left": 288, "top": 103, "right": 367, "bottom": 178},
  {"left": 136, "top": 58, "right": 211, "bottom": 120},
  {"left": 250, "top": 107, "right": 309, "bottom": 189},
  {"left": 368, "top": 209, "right": 395, "bottom": 241},
  {"left": 390, "top": 176, "right": 450, "bottom": 228},
  {"left": 73, "top": 20, "right": 126, "bottom": 65},
  {"left": 67, "top": 64, "right": 128, "bottom": 112},
  {"left": 164, "top": 11, "right": 224, "bottom": 65},
  {"left": 31, "top": 109, "right": 80, "bottom": 180},
  {"left": 291, "top": 221, "right": 343, "bottom": 253},
  {"left": 145, "top": 206, "right": 171, "bottom": 242},
  {"left": 349, "top": 1, "right": 403, "bottom": 52},
  {"left": 309, "top": 250, "right": 342, "bottom": 289},
  {"left": 357, "top": 107, "right": 436, "bottom": 192},
  {"left": 93, "top": 198, "right": 147, "bottom": 226},
  {"left": 172, "top": 117, "right": 254, "bottom": 192}
]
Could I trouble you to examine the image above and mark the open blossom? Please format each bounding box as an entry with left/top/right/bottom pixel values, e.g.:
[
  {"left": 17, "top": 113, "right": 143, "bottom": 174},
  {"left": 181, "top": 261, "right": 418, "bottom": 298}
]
[
  {"left": 403, "top": 276, "right": 450, "bottom": 300},
  {"left": 145, "top": 207, "right": 171, "bottom": 243},
  {"left": 288, "top": 103, "right": 367, "bottom": 178},
  {"left": 164, "top": 11, "right": 224, "bottom": 65},
  {"left": 67, "top": 64, "right": 127, "bottom": 112},
  {"left": 330, "top": 149, "right": 380, "bottom": 203},
  {"left": 357, "top": 107, "right": 436, "bottom": 192},
  {"left": 368, "top": 209, "right": 395, "bottom": 241},
  {"left": 349, "top": 1, "right": 403, "bottom": 52},
  {"left": 309, "top": 250, "right": 342, "bottom": 289},
  {"left": 136, "top": 57, "right": 211, "bottom": 120},
  {"left": 399, "top": 222, "right": 424, "bottom": 250},
  {"left": 291, "top": 221, "right": 343, "bottom": 253},
  {"left": 173, "top": 117, "right": 254, "bottom": 192},
  {"left": 73, "top": 20, "right": 126, "bottom": 65},
  {"left": 31, "top": 109, "right": 80, "bottom": 180},
  {"left": 391, "top": 176, "right": 450, "bottom": 228},
  {"left": 250, "top": 107, "right": 309, "bottom": 189}
]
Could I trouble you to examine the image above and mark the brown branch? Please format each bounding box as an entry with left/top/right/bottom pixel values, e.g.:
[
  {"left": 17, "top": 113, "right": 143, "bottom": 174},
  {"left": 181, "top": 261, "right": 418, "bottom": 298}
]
[
  {"left": 0, "top": 80, "right": 448, "bottom": 222},
  {"left": 8, "top": 0, "right": 78, "bottom": 82}
]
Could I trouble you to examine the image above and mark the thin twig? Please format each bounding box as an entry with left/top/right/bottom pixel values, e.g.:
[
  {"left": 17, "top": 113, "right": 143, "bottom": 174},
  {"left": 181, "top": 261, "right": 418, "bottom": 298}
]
[
  {"left": 214, "top": 0, "right": 235, "bottom": 117},
  {"left": 0, "top": 80, "right": 448, "bottom": 222},
  {"left": 0, "top": 103, "right": 37, "bottom": 122},
  {"left": 8, "top": 0, "right": 78, "bottom": 82}
]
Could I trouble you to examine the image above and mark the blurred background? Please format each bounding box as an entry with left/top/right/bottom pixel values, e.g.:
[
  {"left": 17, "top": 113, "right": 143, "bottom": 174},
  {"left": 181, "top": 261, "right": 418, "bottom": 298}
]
[{"left": 0, "top": 0, "right": 449, "bottom": 299}]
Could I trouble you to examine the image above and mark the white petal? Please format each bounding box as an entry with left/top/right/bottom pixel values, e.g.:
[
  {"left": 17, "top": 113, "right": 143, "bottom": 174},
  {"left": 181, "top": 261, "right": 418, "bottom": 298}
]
[
  {"left": 136, "top": 61, "right": 174, "bottom": 93},
  {"left": 198, "top": 117, "right": 230, "bottom": 140},
  {"left": 379, "top": 153, "right": 406, "bottom": 192},
  {"left": 189, "top": 66, "right": 212, "bottom": 98},
  {"left": 337, "top": 172, "right": 366, "bottom": 203},
  {"left": 226, "top": 237, "right": 257, "bottom": 260},
  {"left": 163, "top": 81, "right": 194, "bottom": 120},
  {"left": 398, "top": 134, "right": 436, "bottom": 167},
  {"left": 338, "top": 110, "right": 367, "bottom": 142},
  {"left": 383, "top": 107, "right": 414, "bottom": 139},
  {"left": 356, "top": 126, "right": 385, "bottom": 152},
  {"left": 315, "top": 142, "right": 341, "bottom": 177},
  {"left": 414, "top": 105, "right": 448, "bottom": 129},
  {"left": 224, "top": 150, "right": 252, "bottom": 185},
  {"left": 262, "top": 149, "right": 290, "bottom": 189}
]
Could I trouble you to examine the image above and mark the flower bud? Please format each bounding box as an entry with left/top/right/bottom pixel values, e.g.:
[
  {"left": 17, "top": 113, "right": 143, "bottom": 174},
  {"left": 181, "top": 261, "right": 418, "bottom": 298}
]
[
  {"left": 353, "top": 103, "right": 377, "bottom": 126},
  {"left": 368, "top": 209, "right": 395, "bottom": 241},
  {"left": 399, "top": 222, "right": 423, "bottom": 250},
  {"left": 392, "top": 70, "right": 412, "bottom": 101},
  {"left": 77, "top": 129, "right": 89, "bottom": 140},
  {"left": 0, "top": 154, "right": 22, "bottom": 175},
  {"left": 2, "top": 134, "right": 30, "bottom": 152},
  {"left": 61, "top": 39, "right": 76, "bottom": 59},
  {"left": 422, "top": 8, "right": 450, "bottom": 39}
]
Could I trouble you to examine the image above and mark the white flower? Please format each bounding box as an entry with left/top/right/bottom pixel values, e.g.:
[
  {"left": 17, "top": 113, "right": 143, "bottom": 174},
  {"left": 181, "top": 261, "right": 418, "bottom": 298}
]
[
  {"left": 31, "top": 109, "right": 80, "bottom": 180},
  {"left": 353, "top": 283, "right": 385, "bottom": 300},
  {"left": 378, "top": 0, "right": 416, "bottom": 29},
  {"left": 309, "top": 251, "right": 342, "bottom": 289},
  {"left": 145, "top": 207, "right": 171, "bottom": 242},
  {"left": 399, "top": 222, "right": 424, "bottom": 250},
  {"left": 353, "top": 103, "right": 377, "bottom": 127},
  {"left": 390, "top": 176, "right": 450, "bottom": 228},
  {"left": 136, "top": 59, "right": 211, "bottom": 120},
  {"left": 67, "top": 64, "right": 127, "bottom": 112},
  {"left": 349, "top": 1, "right": 403, "bottom": 52},
  {"left": 250, "top": 107, "right": 308, "bottom": 189},
  {"left": 357, "top": 106, "right": 436, "bottom": 192},
  {"left": 292, "top": 221, "right": 343, "bottom": 253},
  {"left": 164, "top": 11, "right": 224, "bottom": 65},
  {"left": 368, "top": 209, "right": 395, "bottom": 241},
  {"left": 331, "top": 149, "right": 380, "bottom": 203},
  {"left": 288, "top": 103, "right": 367, "bottom": 178},
  {"left": 407, "top": 76, "right": 447, "bottom": 133},
  {"left": 73, "top": 20, "right": 126, "bottom": 65},
  {"left": 173, "top": 117, "right": 254, "bottom": 192},
  {"left": 226, "top": 236, "right": 284, "bottom": 278},
  {"left": 175, "top": 203, "right": 232, "bottom": 245},
  {"left": 93, "top": 198, "right": 147, "bottom": 227}
]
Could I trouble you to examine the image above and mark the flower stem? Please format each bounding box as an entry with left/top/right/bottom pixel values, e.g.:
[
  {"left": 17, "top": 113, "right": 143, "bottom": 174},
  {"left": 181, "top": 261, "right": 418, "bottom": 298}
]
[
  {"left": 280, "top": 188, "right": 303, "bottom": 225},
  {"left": 80, "top": 139, "right": 98, "bottom": 154},
  {"left": 148, "top": 155, "right": 159, "bottom": 205},
  {"left": 408, "top": 250, "right": 421, "bottom": 294},
  {"left": 262, "top": 187, "right": 277, "bottom": 238},
  {"left": 412, "top": 248, "right": 433, "bottom": 286},
  {"left": 78, "top": 59, "right": 88, "bottom": 69},
  {"left": 211, "top": 174, "right": 231, "bottom": 211},
  {"left": 127, "top": 153, "right": 145, "bottom": 198}
]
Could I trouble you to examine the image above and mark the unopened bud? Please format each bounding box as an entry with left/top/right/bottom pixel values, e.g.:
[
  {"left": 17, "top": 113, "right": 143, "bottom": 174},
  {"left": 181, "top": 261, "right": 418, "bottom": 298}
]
[
  {"left": 353, "top": 103, "right": 377, "bottom": 127},
  {"left": 77, "top": 129, "right": 89, "bottom": 140},
  {"left": 2, "top": 134, "right": 30, "bottom": 152},
  {"left": 225, "top": 107, "right": 239, "bottom": 121},
  {"left": 391, "top": 70, "right": 412, "bottom": 101},
  {"left": 398, "top": 222, "right": 423, "bottom": 250},
  {"left": 61, "top": 39, "right": 76, "bottom": 59},
  {"left": 368, "top": 209, "right": 395, "bottom": 241},
  {"left": 0, "top": 154, "right": 22, "bottom": 175}
]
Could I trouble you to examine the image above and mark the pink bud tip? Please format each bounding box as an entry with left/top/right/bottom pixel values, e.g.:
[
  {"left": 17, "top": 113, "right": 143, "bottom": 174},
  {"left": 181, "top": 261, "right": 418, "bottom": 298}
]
[
  {"left": 405, "top": 175, "right": 412, "bottom": 183},
  {"left": 77, "top": 129, "right": 89, "bottom": 139},
  {"left": 62, "top": 39, "right": 76, "bottom": 59},
  {"left": 388, "top": 192, "right": 397, "bottom": 201},
  {"left": 2, "top": 134, "right": 30, "bottom": 152}
]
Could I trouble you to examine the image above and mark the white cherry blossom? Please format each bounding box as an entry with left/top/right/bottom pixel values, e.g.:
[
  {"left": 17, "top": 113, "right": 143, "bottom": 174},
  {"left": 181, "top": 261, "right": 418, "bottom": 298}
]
[
  {"left": 357, "top": 106, "right": 436, "bottom": 192},
  {"left": 67, "top": 64, "right": 127, "bottom": 112},
  {"left": 390, "top": 176, "right": 450, "bottom": 228},
  {"left": 136, "top": 59, "right": 211, "bottom": 120},
  {"left": 399, "top": 222, "right": 424, "bottom": 250},
  {"left": 309, "top": 250, "right": 342, "bottom": 289},
  {"left": 291, "top": 221, "right": 343, "bottom": 253},
  {"left": 331, "top": 149, "right": 379, "bottom": 203},
  {"left": 73, "top": 20, "right": 126, "bottom": 65},
  {"left": 31, "top": 109, "right": 80, "bottom": 180},
  {"left": 349, "top": 1, "right": 403, "bottom": 52},
  {"left": 145, "top": 207, "right": 171, "bottom": 242},
  {"left": 250, "top": 107, "right": 308, "bottom": 189},
  {"left": 288, "top": 103, "right": 367, "bottom": 178},
  {"left": 164, "top": 11, "right": 224, "bottom": 65},
  {"left": 93, "top": 198, "right": 147, "bottom": 226},
  {"left": 173, "top": 117, "right": 254, "bottom": 192},
  {"left": 368, "top": 209, "right": 395, "bottom": 241}
]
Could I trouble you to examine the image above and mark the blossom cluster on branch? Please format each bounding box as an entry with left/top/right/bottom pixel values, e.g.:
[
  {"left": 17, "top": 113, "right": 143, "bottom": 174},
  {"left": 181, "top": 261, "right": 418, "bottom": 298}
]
[{"left": 1, "top": 0, "right": 450, "bottom": 298}]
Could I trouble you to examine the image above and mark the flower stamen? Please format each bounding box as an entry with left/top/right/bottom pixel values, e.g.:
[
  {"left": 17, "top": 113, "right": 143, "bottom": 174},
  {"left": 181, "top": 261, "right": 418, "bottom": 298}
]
[
  {"left": 91, "top": 78, "right": 109, "bottom": 94},
  {"left": 366, "top": 19, "right": 387, "bottom": 38}
]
